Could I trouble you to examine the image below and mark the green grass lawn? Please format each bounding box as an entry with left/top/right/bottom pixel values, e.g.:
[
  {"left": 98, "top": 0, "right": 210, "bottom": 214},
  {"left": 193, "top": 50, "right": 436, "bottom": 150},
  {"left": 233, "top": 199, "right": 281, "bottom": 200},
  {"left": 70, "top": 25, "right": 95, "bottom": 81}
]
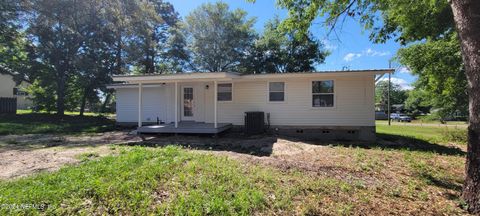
[
  {"left": 0, "top": 113, "right": 116, "bottom": 135},
  {"left": 16, "top": 109, "right": 115, "bottom": 118},
  {"left": 0, "top": 121, "right": 468, "bottom": 215},
  {"left": 0, "top": 144, "right": 466, "bottom": 215},
  {"left": 377, "top": 124, "right": 467, "bottom": 144},
  {"left": 376, "top": 120, "right": 467, "bottom": 126},
  {"left": 0, "top": 146, "right": 309, "bottom": 215}
]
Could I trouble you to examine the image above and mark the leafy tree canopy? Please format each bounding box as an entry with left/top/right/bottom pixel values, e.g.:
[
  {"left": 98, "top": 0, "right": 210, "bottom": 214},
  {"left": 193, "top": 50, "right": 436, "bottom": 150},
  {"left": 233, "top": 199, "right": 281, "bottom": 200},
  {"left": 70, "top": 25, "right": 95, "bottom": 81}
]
[
  {"left": 375, "top": 80, "right": 408, "bottom": 109},
  {"left": 275, "top": 0, "right": 454, "bottom": 44},
  {"left": 242, "top": 17, "right": 328, "bottom": 74},
  {"left": 397, "top": 33, "right": 468, "bottom": 119},
  {"left": 184, "top": 2, "right": 256, "bottom": 72}
]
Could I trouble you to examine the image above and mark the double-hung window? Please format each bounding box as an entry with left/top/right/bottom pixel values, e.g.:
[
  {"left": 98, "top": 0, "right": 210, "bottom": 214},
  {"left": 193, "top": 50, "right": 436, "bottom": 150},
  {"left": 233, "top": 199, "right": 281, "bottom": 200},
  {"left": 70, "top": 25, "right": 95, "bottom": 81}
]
[
  {"left": 312, "top": 80, "right": 334, "bottom": 107},
  {"left": 217, "top": 83, "right": 232, "bottom": 101},
  {"left": 269, "top": 82, "right": 285, "bottom": 102}
]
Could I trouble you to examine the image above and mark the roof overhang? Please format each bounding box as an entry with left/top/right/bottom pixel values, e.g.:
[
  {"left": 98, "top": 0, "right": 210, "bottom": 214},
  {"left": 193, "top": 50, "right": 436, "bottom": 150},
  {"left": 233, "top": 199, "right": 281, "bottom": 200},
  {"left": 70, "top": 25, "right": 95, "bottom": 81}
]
[
  {"left": 238, "top": 69, "right": 394, "bottom": 80},
  {"left": 112, "top": 72, "right": 240, "bottom": 83},
  {"left": 109, "top": 69, "right": 394, "bottom": 87}
]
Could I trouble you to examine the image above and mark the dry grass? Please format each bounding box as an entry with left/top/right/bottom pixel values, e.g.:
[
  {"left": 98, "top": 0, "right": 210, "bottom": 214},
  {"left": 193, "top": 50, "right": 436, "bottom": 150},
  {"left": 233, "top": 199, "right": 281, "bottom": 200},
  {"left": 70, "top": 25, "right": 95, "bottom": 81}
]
[{"left": 0, "top": 124, "right": 468, "bottom": 215}]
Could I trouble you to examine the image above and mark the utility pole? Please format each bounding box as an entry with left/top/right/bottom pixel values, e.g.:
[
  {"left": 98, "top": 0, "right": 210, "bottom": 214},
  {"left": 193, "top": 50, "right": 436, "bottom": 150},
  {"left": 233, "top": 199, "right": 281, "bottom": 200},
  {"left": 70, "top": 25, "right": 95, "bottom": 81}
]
[{"left": 388, "top": 61, "right": 392, "bottom": 126}]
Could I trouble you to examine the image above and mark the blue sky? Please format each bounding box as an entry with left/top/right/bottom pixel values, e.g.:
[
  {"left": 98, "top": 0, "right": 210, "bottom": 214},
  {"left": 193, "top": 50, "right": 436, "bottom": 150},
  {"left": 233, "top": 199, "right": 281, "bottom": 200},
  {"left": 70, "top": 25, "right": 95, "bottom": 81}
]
[{"left": 168, "top": 0, "right": 416, "bottom": 89}]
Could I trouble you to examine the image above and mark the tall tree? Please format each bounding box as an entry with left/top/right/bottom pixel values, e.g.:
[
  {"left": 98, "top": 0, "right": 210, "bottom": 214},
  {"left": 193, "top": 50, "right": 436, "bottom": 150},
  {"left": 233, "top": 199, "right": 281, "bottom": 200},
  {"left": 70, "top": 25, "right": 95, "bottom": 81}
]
[
  {"left": 450, "top": 0, "right": 480, "bottom": 212},
  {"left": 397, "top": 33, "right": 468, "bottom": 121},
  {"left": 71, "top": 0, "right": 113, "bottom": 116},
  {"left": 404, "top": 89, "right": 432, "bottom": 118},
  {"left": 0, "top": 0, "right": 37, "bottom": 82},
  {"left": 375, "top": 80, "right": 408, "bottom": 110},
  {"left": 126, "top": 0, "right": 180, "bottom": 74},
  {"left": 25, "top": 0, "right": 90, "bottom": 115},
  {"left": 16, "top": 0, "right": 182, "bottom": 114},
  {"left": 273, "top": 0, "right": 480, "bottom": 212},
  {"left": 242, "top": 17, "right": 328, "bottom": 73},
  {"left": 184, "top": 2, "right": 256, "bottom": 72},
  {"left": 158, "top": 27, "right": 191, "bottom": 73}
]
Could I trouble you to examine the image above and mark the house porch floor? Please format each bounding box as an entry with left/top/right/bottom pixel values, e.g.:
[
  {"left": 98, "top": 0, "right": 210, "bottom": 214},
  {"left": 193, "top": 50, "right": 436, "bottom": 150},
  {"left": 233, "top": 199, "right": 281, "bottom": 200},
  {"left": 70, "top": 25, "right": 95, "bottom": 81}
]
[{"left": 137, "top": 122, "right": 233, "bottom": 134}]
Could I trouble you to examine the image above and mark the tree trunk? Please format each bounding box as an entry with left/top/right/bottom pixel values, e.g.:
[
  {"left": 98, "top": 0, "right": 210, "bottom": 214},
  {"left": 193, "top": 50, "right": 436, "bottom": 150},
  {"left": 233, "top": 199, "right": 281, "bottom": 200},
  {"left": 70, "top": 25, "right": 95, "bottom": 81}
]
[
  {"left": 56, "top": 69, "right": 66, "bottom": 116},
  {"left": 115, "top": 34, "right": 123, "bottom": 74},
  {"left": 101, "top": 92, "right": 112, "bottom": 113},
  {"left": 450, "top": 0, "right": 480, "bottom": 213},
  {"left": 79, "top": 87, "right": 88, "bottom": 116}
]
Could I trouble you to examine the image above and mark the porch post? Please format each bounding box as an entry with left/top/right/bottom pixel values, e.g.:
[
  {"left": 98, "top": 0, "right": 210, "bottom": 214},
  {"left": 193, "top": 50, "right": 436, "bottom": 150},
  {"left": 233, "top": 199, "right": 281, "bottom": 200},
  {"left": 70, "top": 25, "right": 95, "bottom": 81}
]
[
  {"left": 138, "top": 83, "right": 143, "bottom": 128},
  {"left": 214, "top": 80, "right": 217, "bottom": 128},
  {"left": 175, "top": 81, "right": 178, "bottom": 128}
]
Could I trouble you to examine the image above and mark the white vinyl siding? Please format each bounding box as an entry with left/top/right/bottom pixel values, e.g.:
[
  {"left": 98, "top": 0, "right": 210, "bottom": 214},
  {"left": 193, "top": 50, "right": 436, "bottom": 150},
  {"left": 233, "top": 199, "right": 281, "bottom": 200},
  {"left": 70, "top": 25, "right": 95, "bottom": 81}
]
[
  {"left": 116, "top": 86, "right": 172, "bottom": 123},
  {"left": 114, "top": 75, "right": 375, "bottom": 127},
  {"left": 207, "top": 76, "right": 374, "bottom": 126},
  {"left": 116, "top": 83, "right": 209, "bottom": 124}
]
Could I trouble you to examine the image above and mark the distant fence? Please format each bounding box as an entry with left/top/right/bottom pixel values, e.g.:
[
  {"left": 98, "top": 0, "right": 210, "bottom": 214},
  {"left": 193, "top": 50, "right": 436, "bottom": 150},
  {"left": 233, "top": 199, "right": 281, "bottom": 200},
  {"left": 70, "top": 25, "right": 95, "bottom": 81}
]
[{"left": 0, "top": 97, "right": 16, "bottom": 114}]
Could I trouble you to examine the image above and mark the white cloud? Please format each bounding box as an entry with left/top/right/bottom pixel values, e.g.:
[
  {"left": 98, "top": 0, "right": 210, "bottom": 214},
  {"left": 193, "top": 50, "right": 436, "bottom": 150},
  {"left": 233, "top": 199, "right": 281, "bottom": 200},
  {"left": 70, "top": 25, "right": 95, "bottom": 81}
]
[
  {"left": 342, "top": 48, "right": 391, "bottom": 62},
  {"left": 365, "top": 48, "right": 390, "bottom": 57},
  {"left": 379, "top": 77, "right": 413, "bottom": 90},
  {"left": 398, "top": 67, "right": 411, "bottom": 74},
  {"left": 343, "top": 53, "right": 362, "bottom": 62},
  {"left": 322, "top": 39, "right": 338, "bottom": 51}
]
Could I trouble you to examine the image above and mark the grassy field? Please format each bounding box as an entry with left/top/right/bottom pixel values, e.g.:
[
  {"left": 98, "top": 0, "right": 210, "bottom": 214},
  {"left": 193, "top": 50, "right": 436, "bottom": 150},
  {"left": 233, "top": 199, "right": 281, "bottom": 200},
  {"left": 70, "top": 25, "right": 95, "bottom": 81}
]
[
  {"left": 16, "top": 109, "right": 115, "bottom": 118},
  {"left": 0, "top": 122, "right": 468, "bottom": 215},
  {"left": 376, "top": 120, "right": 467, "bottom": 126},
  {"left": 0, "top": 113, "right": 116, "bottom": 135},
  {"left": 377, "top": 124, "right": 467, "bottom": 146}
]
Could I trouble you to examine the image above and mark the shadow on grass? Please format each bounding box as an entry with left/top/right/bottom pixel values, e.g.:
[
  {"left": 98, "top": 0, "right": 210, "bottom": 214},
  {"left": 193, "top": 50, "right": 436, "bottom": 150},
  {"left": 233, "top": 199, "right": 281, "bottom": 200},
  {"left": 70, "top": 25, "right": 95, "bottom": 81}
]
[
  {"left": 419, "top": 172, "right": 463, "bottom": 191},
  {"left": 275, "top": 133, "right": 465, "bottom": 156},
  {"left": 124, "top": 130, "right": 465, "bottom": 157},
  {"left": 375, "top": 133, "right": 465, "bottom": 156},
  {"left": 124, "top": 132, "right": 276, "bottom": 156},
  {"left": 0, "top": 113, "right": 116, "bottom": 135}
]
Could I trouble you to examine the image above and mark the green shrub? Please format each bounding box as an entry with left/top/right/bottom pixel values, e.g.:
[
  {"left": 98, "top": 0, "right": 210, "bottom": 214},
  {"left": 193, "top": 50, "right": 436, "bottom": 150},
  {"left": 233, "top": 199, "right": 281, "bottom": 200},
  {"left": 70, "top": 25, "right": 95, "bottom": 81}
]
[
  {"left": 418, "top": 114, "right": 441, "bottom": 123},
  {"left": 442, "top": 129, "right": 467, "bottom": 144}
]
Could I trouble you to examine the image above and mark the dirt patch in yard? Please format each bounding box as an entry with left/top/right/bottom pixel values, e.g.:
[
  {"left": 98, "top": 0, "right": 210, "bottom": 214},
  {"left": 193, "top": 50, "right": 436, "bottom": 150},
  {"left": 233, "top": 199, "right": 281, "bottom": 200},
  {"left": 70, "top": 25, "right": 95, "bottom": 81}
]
[
  {"left": 0, "top": 132, "right": 467, "bottom": 214},
  {"left": 0, "top": 146, "right": 115, "bottom": 179},
  {"left": 136, "top": 134, "right": 466, "bottom": 215},
  {"left": 138, "top": 135, "right": 385, "bottom": 184},
  {"left": 0, "top": 131, "right": 140, "bottom": 151},
  {"left": 0, "top": 131, "right": 141, "bottom": 179}
]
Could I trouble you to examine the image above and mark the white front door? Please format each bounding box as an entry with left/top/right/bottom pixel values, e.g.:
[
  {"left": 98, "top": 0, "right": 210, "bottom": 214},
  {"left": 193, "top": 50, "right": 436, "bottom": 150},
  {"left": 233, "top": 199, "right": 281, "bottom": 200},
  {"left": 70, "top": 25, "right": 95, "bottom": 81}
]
[{"left": 181, "top": 86, "right": 194, "bottom": 121}]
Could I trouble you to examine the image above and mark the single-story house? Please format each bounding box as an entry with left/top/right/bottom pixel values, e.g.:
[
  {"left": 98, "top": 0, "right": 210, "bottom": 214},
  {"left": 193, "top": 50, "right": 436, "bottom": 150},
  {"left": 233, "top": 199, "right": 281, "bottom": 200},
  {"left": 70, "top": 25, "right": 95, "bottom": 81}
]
[
  {"left": 0, "top": 73, "right": 32, "bottom": 110},
  {"left": 108, "top": 69, "right": 393, "bottom": 141}
]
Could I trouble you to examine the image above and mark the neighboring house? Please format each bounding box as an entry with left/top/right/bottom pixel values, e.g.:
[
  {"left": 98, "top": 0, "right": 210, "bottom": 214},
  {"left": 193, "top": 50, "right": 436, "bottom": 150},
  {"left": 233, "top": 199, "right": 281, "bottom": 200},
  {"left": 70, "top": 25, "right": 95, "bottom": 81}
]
[
  {"left": 108, "top": 69, "right": 393, "bottom": 141},
  {"left": 0, "top": 73, "right": 32, "bottom": 109}
]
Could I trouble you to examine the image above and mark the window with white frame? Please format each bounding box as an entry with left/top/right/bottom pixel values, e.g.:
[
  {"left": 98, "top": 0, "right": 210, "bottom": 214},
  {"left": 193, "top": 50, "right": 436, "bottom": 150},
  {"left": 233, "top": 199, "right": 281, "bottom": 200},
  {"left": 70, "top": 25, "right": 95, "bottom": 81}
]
[
  {"left": 269, "top": 82, "right": 285, "bottom": 102},
  {"left": 217, "top": 83, "right": 232, "bottom": 101},
  {"left": 312, "top": 80, "right": 334, "bottom": 107}
]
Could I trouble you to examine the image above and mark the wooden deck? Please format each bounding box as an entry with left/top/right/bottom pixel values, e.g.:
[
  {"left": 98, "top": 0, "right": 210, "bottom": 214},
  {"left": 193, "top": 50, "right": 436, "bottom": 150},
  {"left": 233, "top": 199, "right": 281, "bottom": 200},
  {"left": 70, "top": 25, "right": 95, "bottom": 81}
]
[{"left": 137, "top": 122, "right": 233, "bottom": 134}]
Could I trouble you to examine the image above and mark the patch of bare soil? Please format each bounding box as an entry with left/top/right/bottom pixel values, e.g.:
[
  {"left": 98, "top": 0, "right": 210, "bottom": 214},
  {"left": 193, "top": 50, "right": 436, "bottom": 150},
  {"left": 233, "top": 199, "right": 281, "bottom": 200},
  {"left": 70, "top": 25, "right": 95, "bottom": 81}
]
[
  {"left": 0, "top": 131, "right": 141, "bottom": 179},
  {"left": 0, "top": 131, "right": 140, "bottom": 151},
  {"left": 141, "top": 134, "right": 378, "bottom": 183},
  {"left": 0, "top": 146, "right": 114, "bottom": 179},
  {"left": 140, "top": 134, "right": 466, "bottom": 215}
]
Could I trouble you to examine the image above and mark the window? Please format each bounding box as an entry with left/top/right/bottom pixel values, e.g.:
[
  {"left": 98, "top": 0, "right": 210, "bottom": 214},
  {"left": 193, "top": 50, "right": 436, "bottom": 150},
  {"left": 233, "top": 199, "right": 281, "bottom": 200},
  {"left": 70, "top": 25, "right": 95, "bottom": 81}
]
[
  {"left": 269, "top": 82, "right": 285, "bottom": 102},
  {"left": 13, "top": 87, "right": 28, "bottom": 96},
  {"left": 312, "top": 80, "right": 334, "bottom": 107},
  {"left": 217, "top": 83, "right": 232, "bottom": 101}
]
